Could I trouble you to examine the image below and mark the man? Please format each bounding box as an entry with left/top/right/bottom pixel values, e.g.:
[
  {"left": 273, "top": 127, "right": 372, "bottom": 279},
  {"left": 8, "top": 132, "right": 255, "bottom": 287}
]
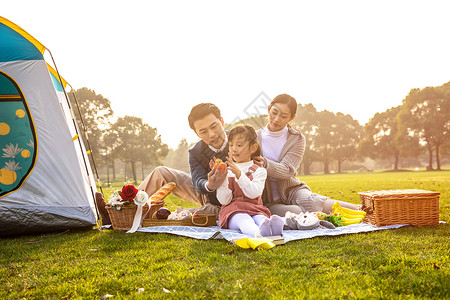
[{"left": 138, "top": 103, "right": 228, "bottom": 216}]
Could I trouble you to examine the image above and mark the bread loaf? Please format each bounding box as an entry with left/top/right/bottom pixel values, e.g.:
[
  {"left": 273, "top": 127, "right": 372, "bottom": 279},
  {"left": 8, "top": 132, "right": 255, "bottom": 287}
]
[{"left": 150, "top": 182, "right": 176, "bottom": 203}]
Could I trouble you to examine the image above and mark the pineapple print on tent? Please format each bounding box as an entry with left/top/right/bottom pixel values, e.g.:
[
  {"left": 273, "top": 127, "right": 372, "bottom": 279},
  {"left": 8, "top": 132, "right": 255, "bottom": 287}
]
[{"left": 0, "top": 71, "right": 37, "bottom": 197}]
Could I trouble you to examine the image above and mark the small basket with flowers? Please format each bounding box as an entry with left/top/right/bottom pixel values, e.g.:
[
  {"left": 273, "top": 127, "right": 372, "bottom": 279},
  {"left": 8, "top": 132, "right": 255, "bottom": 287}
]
[{"left": 105, "top": 184, "right": 169, "bottom": 231}]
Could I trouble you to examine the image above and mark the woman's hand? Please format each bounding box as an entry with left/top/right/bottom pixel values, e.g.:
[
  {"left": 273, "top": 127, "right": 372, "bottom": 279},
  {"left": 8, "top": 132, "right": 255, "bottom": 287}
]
[
  {"left": 252, "top": 155, "right": 265, "bottom": 168},
  {"left": 226, "top": 154, "right": 241, "bottom": 179}
]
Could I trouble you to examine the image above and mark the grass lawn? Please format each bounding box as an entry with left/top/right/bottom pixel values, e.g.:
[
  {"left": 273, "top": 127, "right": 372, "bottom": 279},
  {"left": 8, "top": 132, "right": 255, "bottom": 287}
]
[{"left": 1, "top": 171, "right": 449, "bottom": 299}]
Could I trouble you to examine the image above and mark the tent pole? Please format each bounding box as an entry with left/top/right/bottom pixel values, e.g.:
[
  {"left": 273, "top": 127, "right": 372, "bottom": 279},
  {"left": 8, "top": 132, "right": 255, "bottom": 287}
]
[
  {"left": 69, "top": 88, "right": 104, "bottom": 190},
  {"left": 45, "top": 48, "right": 103, "bottom": 221}
]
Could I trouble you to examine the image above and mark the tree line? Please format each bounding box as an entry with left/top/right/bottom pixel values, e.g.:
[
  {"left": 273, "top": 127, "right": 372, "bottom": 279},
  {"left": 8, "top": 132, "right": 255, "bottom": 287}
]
[
  {"left": 360, "top": 82, "right": 449, "bottom": 171},
  {"left": 69, "top": 88, "right": 168, "bottom": 185},
  {"left": 227, "top": 104, "right": 364, "bottom": 174},
  {"left": 70, "top": 82, "right": 449, "bottom": 183}
]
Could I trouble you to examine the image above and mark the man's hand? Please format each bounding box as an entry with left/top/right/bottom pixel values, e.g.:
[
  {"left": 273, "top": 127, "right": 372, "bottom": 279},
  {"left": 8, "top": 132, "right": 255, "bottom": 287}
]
[
  {"left": 252, "top": 155, "right": 265, "bottom": 168},
  {"left": 206, "top": 157, "right": 227, "bottom": 191}
]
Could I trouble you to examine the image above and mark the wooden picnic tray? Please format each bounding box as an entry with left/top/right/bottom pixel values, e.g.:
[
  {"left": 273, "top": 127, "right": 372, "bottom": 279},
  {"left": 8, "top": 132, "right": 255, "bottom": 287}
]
[{"left": 142, "top": 209, "right": 217, "bottom": 227}]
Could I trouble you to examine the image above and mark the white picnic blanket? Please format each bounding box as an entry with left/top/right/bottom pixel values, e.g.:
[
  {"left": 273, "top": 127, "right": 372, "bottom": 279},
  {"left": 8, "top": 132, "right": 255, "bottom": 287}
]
[{"left": 136, "top": 223, "right": 409, "bottom": 242}]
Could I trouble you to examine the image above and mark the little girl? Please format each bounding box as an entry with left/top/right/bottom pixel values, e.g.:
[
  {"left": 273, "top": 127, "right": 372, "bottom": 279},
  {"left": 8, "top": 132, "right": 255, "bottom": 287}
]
[{"left": 215, "top": 125, "right": 284, "bottom": 237}]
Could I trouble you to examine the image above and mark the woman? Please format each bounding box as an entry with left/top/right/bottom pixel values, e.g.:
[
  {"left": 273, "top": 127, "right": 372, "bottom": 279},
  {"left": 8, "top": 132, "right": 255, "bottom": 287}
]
[{"left": 253, "top": 94, "right": 360, "bottom": 217}]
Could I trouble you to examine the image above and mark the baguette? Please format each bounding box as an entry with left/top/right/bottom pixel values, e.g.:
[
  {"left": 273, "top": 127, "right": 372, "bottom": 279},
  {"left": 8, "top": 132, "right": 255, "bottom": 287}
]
[{"left": 150, "top": 182, "right": 176, "bottom": 203}]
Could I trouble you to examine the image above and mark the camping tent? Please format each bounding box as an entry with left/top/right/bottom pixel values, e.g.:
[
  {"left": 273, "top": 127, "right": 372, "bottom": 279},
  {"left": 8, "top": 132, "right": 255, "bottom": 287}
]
[{"left": 0, "top": 17, "right": 98, "bottom": 236}]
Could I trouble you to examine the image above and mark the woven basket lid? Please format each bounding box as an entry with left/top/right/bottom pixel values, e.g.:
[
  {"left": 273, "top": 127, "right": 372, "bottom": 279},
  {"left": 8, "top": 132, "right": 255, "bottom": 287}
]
[{"left": 358, "top": 189, "right": 440, "bottom": 198}]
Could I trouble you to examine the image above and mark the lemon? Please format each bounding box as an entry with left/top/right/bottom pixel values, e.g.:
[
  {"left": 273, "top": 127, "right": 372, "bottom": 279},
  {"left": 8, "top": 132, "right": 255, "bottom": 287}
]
[
  {"left": 0, "top": 168, "right": 17, "bottom": 185},
  {"left": 21, "top": 149, "right": 30, "bottom": 158},
  {"left": 0, "top": 123, "right": 10, "bottom": 135}
]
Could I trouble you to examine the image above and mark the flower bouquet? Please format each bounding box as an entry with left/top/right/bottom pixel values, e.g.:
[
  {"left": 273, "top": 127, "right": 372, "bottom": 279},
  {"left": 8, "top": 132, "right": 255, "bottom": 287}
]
[{"left": 105, "top": 185, "right": 164, "bottom": 231}]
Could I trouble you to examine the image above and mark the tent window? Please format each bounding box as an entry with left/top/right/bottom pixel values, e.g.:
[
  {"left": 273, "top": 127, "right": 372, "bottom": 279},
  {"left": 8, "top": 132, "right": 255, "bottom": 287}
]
[
  {"left": 0, "top": 72, "right": 37, "bottom": 197},
  {"left": 0, "top": 72, "right": 20, "bottom": 98}
]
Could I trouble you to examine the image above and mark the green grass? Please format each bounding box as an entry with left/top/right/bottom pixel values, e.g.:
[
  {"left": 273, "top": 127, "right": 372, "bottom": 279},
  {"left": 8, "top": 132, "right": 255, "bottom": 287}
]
[{"left": 1, "top": 171, "right": 449, "bottom": 299}]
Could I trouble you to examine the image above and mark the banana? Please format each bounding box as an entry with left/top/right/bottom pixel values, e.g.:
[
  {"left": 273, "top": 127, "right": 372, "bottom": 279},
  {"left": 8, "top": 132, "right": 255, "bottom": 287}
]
[
  {"left": 341, "top": 217, "right": 363, "bottom": 225},
  {"left": 341, "top": 215, "right": 364, "bottom": 221},
  {"left": 332, "top": 202, "right": 366, "bottom": 217},
  {"left": 341, "top": 208, "right": 366, "bottom": 217},
  {"left": 340, "top": 214, "right": 364, "bottom": 220},
  {"left": 332, "top": 202, "right": 366, "bottom": 226}
]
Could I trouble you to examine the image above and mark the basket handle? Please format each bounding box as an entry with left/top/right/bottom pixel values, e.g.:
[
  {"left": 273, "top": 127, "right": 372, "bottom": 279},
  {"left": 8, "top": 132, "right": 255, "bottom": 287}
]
[
  {"left": 142, "top": 203, "right": 151, "bottom": 220},
  {"left": 361, "top": 202, "right": 374, "bottom": 214},
  {"left": 145, "top": 201, "right": 165, "bottom": 219},
  {"left": 191, "top": 209, "right": 209, "bottom": 226}
]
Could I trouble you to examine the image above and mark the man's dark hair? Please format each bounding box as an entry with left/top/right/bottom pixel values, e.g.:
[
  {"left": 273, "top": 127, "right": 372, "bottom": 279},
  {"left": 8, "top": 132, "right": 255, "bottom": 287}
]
[{"left": 188, "top": 103, "right": 222, "bottom": 131}]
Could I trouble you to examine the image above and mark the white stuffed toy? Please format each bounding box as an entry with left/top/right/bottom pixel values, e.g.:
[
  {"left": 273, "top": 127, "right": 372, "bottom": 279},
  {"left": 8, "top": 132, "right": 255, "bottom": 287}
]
[{"left": 284, "top": 212, "right": 336, "bottom": 230}]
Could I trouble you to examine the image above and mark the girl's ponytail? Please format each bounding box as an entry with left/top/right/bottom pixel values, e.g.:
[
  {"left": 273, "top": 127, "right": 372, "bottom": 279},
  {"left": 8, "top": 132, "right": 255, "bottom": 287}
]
[{"left": 251, "top": 142, "right": 261, "bottom": 159}]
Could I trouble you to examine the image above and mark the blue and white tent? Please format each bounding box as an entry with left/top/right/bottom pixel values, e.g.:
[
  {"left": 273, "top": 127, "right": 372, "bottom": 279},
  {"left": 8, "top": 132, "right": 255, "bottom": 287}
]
[{"left": 0, "top": 16, "right": 97, "bottom": 236}]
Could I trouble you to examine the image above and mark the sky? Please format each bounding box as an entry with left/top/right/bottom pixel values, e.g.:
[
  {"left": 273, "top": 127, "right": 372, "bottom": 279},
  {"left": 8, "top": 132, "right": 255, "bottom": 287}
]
[{"left": 3, "top": 1, "right": 450, "bottom": 148}]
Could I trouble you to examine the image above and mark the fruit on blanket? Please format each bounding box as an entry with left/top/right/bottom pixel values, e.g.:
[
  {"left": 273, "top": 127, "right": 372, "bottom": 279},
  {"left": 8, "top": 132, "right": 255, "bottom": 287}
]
[
  {"left": 332, "top": 202, "right": 366, "bottom": 225},
  {"left": 156, "top": 207, "right": 171, "bottom": 219},
  {"left": 341, "top": 214, "right": 364, "bottom": 220},
  {"left": 213, "top": 158, "right": 227, "bottom": 171},
  {"left": 341, "top": 216, "right": 364, "bottom": 226},
  {"left": 332, "top": 202, "right": 366, "bottom": 217},
  {"left": 313, "top": 212, "right": 327, "bottom": 220},
  {"left": 150, "top": 182, "right": 176, "bottom": 203}
]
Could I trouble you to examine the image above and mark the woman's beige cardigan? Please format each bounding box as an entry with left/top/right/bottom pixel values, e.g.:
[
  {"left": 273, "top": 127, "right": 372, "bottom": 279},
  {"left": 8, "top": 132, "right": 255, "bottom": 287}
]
[{"left": 257, "top": 125, "right": 310, "bottom": 206}]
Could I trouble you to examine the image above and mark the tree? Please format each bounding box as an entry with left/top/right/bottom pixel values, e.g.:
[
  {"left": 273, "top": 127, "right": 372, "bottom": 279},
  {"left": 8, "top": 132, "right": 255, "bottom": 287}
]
[
  {"left": 399, "top": 83, "right": 450, "bottom": 170},
  {"left": 332, "top": 112, "right": 363, "bottom": 173},
  {"left": 163, "top": 139, "right": 191, "bottom": 173},
  {"left": 358, "top": 106, "right": 420, "bottom": 170},
  {"left": 313, "top": 110, "right": 337, "bottom": 174},
  {"left": 111, "top": 116, "right": 168, "bottom": 184},
  {"left": 102, "top": 130, "right": 119, "bottom": 185},
  {"left": 292, "top": 103, "right": 320, "bottom": 175},
  {"left": 69, "top": 87, "right": 114, "bottom": 167},
  {"left": 311, "top": 110, "right": 363, "bottom": 174},
  {"left": 138, "top": 123, "right": 169, "bottom": 178}
]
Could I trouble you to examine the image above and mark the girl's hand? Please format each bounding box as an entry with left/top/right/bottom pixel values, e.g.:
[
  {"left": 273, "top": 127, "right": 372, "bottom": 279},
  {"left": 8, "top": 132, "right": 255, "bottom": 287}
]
[
  {"left": 226, "top": 154, "right": 241, "bottom": 179},
  {"left": 252, "top": 155, "right": 265, "bottom": 168}
]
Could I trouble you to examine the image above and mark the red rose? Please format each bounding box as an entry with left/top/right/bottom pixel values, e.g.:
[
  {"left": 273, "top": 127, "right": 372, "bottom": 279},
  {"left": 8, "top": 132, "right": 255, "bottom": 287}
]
[{"left": 121, "top": 185, "right": 138, "bottom": 202}]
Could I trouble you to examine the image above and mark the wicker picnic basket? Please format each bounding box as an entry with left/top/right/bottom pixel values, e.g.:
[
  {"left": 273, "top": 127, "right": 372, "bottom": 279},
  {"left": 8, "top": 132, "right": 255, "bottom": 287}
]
[
  {"left": 359, "top": 189, "right": 440, "bottom": 227},
  {"left": 106, "top": 201, "right": 165, "bottom": 230},
  {"left": 142, "top": 209, "right": 217, "bottom": 227}
]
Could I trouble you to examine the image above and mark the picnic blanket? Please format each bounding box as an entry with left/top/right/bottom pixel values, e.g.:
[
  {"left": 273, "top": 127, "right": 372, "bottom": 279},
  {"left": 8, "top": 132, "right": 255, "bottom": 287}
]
[{"left": 136, "top": 223, "right": 409, "bottom": 243}]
